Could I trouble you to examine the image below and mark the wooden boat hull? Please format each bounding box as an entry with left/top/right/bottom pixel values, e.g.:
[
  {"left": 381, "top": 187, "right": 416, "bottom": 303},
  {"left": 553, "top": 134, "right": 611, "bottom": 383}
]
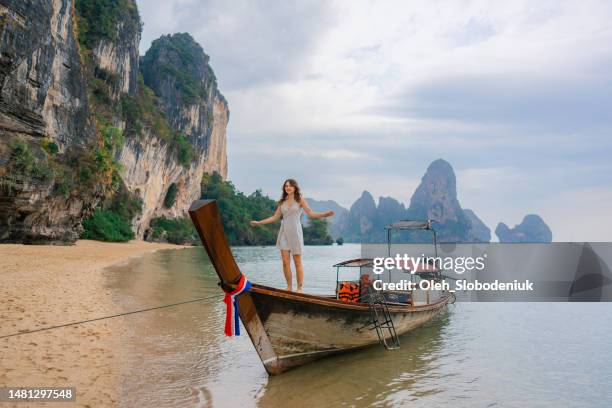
[{"left": 249, "top": 284, "right": 450, "bottom": 373}]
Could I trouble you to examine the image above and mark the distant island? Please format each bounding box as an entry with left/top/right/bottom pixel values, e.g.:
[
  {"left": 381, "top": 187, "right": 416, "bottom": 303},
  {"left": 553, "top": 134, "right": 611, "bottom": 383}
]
[
  {"left": 496, "top": 215, "right": 552, "bottom": 243},
  {"left": 308, "top": 159, "right": 552, "bottom": 244}
]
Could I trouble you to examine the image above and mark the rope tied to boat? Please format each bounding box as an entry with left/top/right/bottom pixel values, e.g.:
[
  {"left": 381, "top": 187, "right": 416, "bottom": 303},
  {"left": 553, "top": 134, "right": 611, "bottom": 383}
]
[{"left": 221, "top": 274, "right": 251, "bottom": 336}]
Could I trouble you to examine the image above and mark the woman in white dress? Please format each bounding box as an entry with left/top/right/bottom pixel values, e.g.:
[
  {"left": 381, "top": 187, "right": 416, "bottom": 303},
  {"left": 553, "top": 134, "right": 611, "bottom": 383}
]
[{"left": 250, "top": 179, "right": 334, "bottom": 292}]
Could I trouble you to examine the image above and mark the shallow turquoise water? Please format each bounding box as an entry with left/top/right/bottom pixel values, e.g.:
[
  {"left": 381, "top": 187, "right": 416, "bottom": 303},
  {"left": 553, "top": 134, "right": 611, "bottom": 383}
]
[{"left": 106, "top": 244, "right": 612, "bottom": 408}]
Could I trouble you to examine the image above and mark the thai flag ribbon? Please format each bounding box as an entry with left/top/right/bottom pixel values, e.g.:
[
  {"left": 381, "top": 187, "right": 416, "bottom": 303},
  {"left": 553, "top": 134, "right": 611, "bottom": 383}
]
[{"left": 223, "top": 275, "right": 252, "bottom": 336}]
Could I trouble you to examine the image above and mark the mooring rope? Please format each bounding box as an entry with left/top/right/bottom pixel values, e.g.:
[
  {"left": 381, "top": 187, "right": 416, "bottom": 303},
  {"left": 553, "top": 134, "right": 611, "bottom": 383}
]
[{"left": 0, "top": 293, "right": 221, "bottom": 340}]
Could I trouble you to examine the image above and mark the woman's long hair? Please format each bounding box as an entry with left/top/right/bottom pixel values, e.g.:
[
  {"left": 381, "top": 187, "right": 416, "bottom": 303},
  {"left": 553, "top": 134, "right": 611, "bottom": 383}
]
[{"left": 279, "top": 179, "right": 302, "bottom": 205}]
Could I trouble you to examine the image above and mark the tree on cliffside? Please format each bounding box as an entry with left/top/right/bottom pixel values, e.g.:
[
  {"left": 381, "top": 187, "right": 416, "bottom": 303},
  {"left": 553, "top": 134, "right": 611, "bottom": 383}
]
[{"left": 201, "top": 172, "right": 278, "bottom": 245}]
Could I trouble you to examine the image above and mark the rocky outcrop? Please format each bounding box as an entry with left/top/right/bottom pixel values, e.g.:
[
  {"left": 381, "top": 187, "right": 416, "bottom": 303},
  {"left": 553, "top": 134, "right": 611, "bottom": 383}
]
[
  {"left": 140, "top": 33, "right": 228, "bottom": 177},
  {"left": 376, "top": 197, "right": 406, "bottom": 229},
  {"left": 118, "top": 131, "right": 212, "bottom": 238},
  {"left": 118, "top": 33, "right": 229, "bottom": 238},
  {"left": 346, "top": 195, "right": 407, "bottom": 243},
  {"left": 0, "top": 0, "right": 91, "bottom": 147},
  {"left": 343, "top": 191, "right": 378, "bottom": 242},
  {"left": 406, "top": 159, "right": 471, "bottom": 242},
  {"left": 89, "top": 6, "right": 141, "bottom": 99},
  {"left": 0, "top": 0, "right": 100, "bottom": 243},
  {"left": 338, "top": 160, "right": 491, "bottom": 243},
  {"left": 0, "top": 2, "right": 229, "bottom": 243},
  {"left": 464, "top": 209, "right": 491, "bottom": 242},
  {"left": 406, "top": 159, "right": 488, "bottom": 242},
  {"left": 496, "top": 214, "right": 552, "bottom": 243}
]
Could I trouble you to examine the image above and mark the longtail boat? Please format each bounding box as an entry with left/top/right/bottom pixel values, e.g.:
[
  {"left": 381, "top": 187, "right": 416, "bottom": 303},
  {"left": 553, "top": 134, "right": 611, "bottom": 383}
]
[{"left": 189, "top": 199, "right": 452, "bottom": 374}]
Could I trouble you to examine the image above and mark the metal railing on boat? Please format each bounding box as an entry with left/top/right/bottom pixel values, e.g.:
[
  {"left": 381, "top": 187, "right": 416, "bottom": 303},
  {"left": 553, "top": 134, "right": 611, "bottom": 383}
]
[{"left": 365, "top": 287, "right": 400, "bottom": 350}]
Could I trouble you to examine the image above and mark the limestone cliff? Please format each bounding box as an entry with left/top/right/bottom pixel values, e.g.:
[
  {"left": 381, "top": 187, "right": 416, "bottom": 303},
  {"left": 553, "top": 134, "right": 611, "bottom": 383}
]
[
  {"left": 343, "top": 191, "right": 377, "bottom": 242},
  {"left": 305, "top": 198, "right": 348, "bottom": 239},
  {"left": 0, "top": 0, "right": 100, "bottom": 243},
  {"left": 0, "top": 1, "right": 229, "bottom": 243},
  {"left": 125, "top": 33, "right": 229, "bottom": 238},
  {"left": 76, "top": 6, "right": 229, "bottom": 239},
  {"left": 0, "top": 0, "right": 91, "bottom": 147},
  {"left": 376, "top": 197, "right": 406, "bottom": 231},
  {"left": 117, "top": 129, "right": 215, "bottom": 238},
  {"left": 496, "top": 214, "right": 552, "bottom": 243},
  {"left": 344, "top": 195, "right": 407, "bottom": 243},
  {"left": 339, "top": 160, "right": 491, "bottom": 243},
  {"left": 406, "top": 159, "right": 475, "bottom": 242},
  {"left": 463, "top": 209, "right": 491, "bottom": 242},
  {"left": 140, "top": 33, "right": 228, "bottom": 177}
]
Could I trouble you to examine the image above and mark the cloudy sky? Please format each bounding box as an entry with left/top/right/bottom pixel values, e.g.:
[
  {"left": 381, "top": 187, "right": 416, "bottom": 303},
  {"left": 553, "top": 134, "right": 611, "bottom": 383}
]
[{"left": 136, "top": 0, "right": 612, "bottom": 241}]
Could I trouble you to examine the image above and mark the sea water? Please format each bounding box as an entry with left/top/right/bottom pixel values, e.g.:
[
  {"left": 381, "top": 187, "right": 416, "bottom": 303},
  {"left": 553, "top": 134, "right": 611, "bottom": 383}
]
[{"left": 106, "top": 245, "right": 612, "bottom": 408}]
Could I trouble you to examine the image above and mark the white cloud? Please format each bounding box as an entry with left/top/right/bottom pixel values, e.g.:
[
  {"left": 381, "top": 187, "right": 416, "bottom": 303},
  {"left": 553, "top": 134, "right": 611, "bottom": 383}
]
[{"left": 534, "top": 187, "right": 612, "bottom": 241}]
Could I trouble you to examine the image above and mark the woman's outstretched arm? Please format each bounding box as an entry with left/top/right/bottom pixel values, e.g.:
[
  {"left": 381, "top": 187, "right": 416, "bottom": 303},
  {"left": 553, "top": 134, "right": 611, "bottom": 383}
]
[
  {"left": 250, "top": 206, "right": 281, "bottom": 226},
  {"left": 300, "top": 198, "right": 335, "bottom": 219}
]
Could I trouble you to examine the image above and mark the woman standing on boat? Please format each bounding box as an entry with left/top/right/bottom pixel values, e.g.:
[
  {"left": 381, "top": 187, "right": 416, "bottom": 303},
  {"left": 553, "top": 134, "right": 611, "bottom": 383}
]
[{"left": 250, "top": 179, "right": 334, "bottom": 292}]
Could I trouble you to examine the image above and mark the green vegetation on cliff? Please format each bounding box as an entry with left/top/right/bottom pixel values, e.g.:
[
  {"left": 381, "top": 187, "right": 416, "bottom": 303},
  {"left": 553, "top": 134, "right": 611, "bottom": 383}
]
[
  {"left": 78, "top": 119, "right": 142, "bottom": 241},
  {"left": 87, "top": 118, "right": 124, "bottom": 191},
  {"left": 73, "top": 2, "right": 198, "bottom": 241},
  {"left": 201, "top": 172, "right": 279, "bottom": 245},
  {"left": 76, "top": 0, "right": 195, "bottom": 169},
  {"left": 5, "top": 139, "right": 52, "bottom": 181},
  {"left": 1, "top": 139, "right": 51, "bottom": 196},
  {"left": 149, "top": 217, "right": 197, "bottom": 245},
  {"left": 141, "top": 33, "right": 218, "bottom": 105},
  {"left": 164, "top": 183, "right": 178, "bottom": 208},
  {"left": 1, "top": 139, "right": 83, "bottom": 200},
  {"left": 74, "top": 1, "right": 139, "bottom": 205},
  {"left": 76, "top": 0, "right": 141, "bottom": 50},
  {"left": 81, "top": 209, "right": 135, "bottom": 242},
  {"left": 80, "top": 180, "right": 141, "bottom": 242},
  {"left": 120, "top": 75, "right": 195, "bottom": 167}
]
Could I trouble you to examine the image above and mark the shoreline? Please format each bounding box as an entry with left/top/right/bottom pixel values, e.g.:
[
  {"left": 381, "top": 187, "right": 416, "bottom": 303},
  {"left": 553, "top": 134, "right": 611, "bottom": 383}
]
[{"left": 0, "top": 240, "right": 188, "bottom": 407}]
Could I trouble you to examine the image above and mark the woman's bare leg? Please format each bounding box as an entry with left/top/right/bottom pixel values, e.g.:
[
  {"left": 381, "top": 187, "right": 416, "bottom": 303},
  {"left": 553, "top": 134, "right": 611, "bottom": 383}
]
[
  {"left": 293, "top": 254, "right": 303, "bottom": 292},
  {"left": 281, "top": 250, "right": 292, "bottom": 291}
]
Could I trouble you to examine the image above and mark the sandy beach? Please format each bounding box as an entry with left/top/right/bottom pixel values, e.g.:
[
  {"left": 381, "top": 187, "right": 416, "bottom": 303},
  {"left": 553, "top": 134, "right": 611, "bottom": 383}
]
[{"left": 0, "top": 240, "right": 187, "bottom": 408}]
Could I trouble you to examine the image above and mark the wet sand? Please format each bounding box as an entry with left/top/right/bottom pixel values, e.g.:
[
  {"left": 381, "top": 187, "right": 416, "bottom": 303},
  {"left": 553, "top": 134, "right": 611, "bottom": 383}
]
[{"left": 0, "top": 240, "right": 187, "bottom": 408}]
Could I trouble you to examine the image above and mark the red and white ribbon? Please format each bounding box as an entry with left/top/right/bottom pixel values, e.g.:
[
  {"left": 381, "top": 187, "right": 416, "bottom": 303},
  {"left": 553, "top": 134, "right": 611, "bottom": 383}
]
[{"left": 223, "top": 275, "right": 251, "bottom": 336}]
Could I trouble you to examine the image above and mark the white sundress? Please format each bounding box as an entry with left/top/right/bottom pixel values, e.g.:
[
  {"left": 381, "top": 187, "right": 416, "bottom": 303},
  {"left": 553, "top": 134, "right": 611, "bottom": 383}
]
[{"left": 276, "top": 201, "right": 304, "bottom": 255}]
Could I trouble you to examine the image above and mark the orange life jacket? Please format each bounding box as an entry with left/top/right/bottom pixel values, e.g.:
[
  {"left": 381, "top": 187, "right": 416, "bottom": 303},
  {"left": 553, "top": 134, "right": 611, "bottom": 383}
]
[
  {"left": 338, "top": 281, "right": 360, "bottom": 302},
  {"left": 360, "top": 274, "right": 370, "bottom": 298}
]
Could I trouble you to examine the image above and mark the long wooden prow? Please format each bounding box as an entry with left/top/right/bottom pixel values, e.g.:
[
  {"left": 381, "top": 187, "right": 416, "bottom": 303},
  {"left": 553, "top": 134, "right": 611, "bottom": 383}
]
[
  {"left": 188, "top": 199, "right": 280, "bottom": 374},
  {"left": 188, "top": 199, "right": 243, "bottom": 288}
]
